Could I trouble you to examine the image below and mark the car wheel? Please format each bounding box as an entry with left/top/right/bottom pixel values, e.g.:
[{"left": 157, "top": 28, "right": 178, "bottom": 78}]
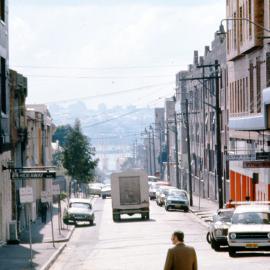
[
  {"left": 211, "top": 239, "right": 220, "bottom": 251},
  {"left": 228, "top": 247, "right": 237, "bottom": 257},
  {"left": 63, "top": 218, "right": 69, "bottom": 225},
  {"left": 206, "top": 232, "right": 211, "bottom": 244},
  {"left": 89, "top": 220, "right": 94, "bottom": 226},
  {"left": 165, "top": 206, "right": 170, "bottom": 211},
  {"left": 102, "top": 195, "right": 106, "bottom": 199}
]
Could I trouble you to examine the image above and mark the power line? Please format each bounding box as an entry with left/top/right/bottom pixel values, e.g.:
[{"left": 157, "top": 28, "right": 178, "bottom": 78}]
[
  {"left": 12, "top": 64, "right": 182, "bottom": 71},
  {"left": 24, "top": 74, "right": 173, "bottom": 80},
  {"left": 45, "top": 81, "right": 173, "bottom": 104}
]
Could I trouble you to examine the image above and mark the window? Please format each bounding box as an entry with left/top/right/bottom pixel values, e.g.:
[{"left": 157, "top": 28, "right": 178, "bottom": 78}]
[
  {"left": 240, "top": 6, "right": 243, "bottom": 43},
  {"left": 0, "top": 57, "right": 6, "bottom": 114},
  {"left": 248, "top": 0, "right": 252, "bottom": 37},
  {"left": 256, "top": 57, "right": 261, "bottom": 113},
  {"left": 0, "top": 0, "right": 4, "bottom": 22},
  {"left": 233, "top": 12, "right": 237, "bottom": 49},
  {"left": 249, "top": 62, "right": 254, "bottom": 113}
]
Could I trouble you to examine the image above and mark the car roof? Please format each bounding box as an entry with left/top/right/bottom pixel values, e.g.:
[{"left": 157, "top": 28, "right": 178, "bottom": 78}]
[
  {"left": 234, "top": 204, "right": 270, "bottom": 213},
  {"left": 69, "top": 198, "right": 92, "bottom": 204}
]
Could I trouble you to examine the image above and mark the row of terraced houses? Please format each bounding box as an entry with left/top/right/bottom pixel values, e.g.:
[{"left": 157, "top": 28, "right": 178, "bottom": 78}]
[
  {"left": 143, "top": 0, "right": 270, "bottom": 204},
  {"left": 0, "top": 2, "right": 58, "bottom": 244}
]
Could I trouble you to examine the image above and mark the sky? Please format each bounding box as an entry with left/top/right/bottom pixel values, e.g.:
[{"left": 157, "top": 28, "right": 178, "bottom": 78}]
[{"left": 9, "top": 0, "right": 225, "bottom": 108}]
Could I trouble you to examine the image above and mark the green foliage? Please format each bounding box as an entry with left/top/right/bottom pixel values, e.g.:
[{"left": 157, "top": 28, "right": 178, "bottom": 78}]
[
  {"left": 63, "top": 119, "right": 98, "bottom": 183},
  {"left": 53, "top": 125, "right": 72, "bottom": 147},
  {"left": 60, "top": 191, "right": 67, "bottom": 201}
]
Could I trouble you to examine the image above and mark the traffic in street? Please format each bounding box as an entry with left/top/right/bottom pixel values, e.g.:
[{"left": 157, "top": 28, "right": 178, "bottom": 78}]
[{"left": 51, "top": 196, "right": 270, "bottom": 270}]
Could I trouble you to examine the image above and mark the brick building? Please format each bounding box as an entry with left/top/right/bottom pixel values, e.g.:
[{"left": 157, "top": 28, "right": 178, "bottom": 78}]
[{"left": 226, "top": 0, "right": 270, "bottom": 201}]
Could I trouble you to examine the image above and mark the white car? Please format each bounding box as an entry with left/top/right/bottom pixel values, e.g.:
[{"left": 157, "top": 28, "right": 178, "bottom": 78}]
[
  {"left": 227, "top": 204, "right": 270, "bottom": 257},
  {"left": 101, "top": 184, "right": 111, "bottom": 199},
  {"left": 63, "top": 198, "right": 95, "bottom": 226}
]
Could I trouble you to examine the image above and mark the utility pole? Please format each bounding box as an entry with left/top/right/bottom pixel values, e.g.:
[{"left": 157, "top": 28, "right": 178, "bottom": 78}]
[
  {"left": 150, "top": 126, "right": 156, "bottom": 175},
  {"left": 174, "top": 112, "right": 180, "bottom": 189},
  {"left": 166, "top": 122, "right": 170, "bottom": 182},
  {"left": 148, "top": 131, "right": 152, "bottom": 175},
  {"left": 185, "top": 98, "right": 193, "bottom": 206},
  {"left": 215, "top": 60, "right": 223, "bottom": 209}
]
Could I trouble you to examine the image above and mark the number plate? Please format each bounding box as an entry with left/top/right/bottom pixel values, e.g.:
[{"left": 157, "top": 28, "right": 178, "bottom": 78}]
[{"left": 246, "top": 243, "right": 258, "bottom": 248}]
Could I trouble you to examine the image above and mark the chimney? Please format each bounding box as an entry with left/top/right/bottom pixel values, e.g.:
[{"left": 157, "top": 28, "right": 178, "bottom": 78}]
[
  {"left": 193, "top": 50, "right": 198, "bottom": 66},
  {"left": 204, "top": 46, "right": 210, "bottom": 57}
]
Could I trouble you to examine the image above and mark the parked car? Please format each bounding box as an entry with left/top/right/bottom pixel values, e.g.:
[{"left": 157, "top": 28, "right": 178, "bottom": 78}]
[
  {"left": 63, "top": 198, "right": 95, "bottom": 226},
  {"left": 227, "top": 204, "right": 270, "bottom": 257},
  {"left": 89, "top": 183, "right": 103, "bottom": 196},
  {"left": 156, "top": 186, "right": 176, "bottom": 206},
  {"left": 165, "top": 189, "right": 189, "bottom": 212},
  {"left": 208, "top": 208, "right": 234, "bottom": 251},
  {"left": 148, "top": 175, "right": 159, "bottom": 182},
  {"left": 149, "top": 182, "right": 158, "bottom": 200},
  {"left": 101, "top": 184, "right": 111, "bottom": 199}
]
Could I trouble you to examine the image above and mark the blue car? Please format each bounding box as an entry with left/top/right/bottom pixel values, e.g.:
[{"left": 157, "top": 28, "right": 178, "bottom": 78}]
[{"left": 165, "top": 189, "right": 189, "bottom": 212}]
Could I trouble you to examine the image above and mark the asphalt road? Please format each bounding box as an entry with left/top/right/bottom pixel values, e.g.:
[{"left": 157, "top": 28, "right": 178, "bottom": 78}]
[{"left": 51, "top": 198, "right": 270, "bottom": 270}]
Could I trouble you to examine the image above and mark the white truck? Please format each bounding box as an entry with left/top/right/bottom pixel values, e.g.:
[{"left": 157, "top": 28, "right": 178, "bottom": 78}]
[{"left": 111, "top": 169, "right": 150, "bottom": 222}]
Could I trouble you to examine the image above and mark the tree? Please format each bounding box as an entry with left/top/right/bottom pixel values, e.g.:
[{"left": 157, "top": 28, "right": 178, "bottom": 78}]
[
  {"left": 63, "top": 119, "right": 98, "bottom": 183},
  {"left": 52, "top": 125, "right": 72, "bottom": 147}
]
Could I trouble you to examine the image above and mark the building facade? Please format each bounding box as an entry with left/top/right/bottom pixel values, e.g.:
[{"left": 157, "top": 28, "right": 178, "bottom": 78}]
[
  {"left": 9, "top": 69, "right": 28, "bottom": 235},
  {"left": 0, "top": 0, "right": 12, "bottom": 244},
  {"left": 175, "top": 31, "right": 230, "bottom": 202},
  {"left": 227, "top": 0, "right": 270, "bottom": 201},
  {"left": 25, "top": 104, "right": 55, "bottom": 223}
]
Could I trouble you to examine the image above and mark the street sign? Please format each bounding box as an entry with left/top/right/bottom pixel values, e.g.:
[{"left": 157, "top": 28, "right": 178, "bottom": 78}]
[
  {"left": 52, "top": 184, "right": 60, "bottom": 195},
  {"left": 243, "top": 160, "right": 270, "bottom": 168},
  {"left": 11, "top": 170, "right": 56, "bottom": 180},
  {"left": 256, "top": 152, "right": 270, "bottom": 160},
  {"left": 19, "top": 187, "right": 34, "bottom": 203},
  {"left": 41, "top": 191, "right": 53, "bottom": 203},
  {"left": 226, "top": 154, "right": 256, "bottom": 161}
]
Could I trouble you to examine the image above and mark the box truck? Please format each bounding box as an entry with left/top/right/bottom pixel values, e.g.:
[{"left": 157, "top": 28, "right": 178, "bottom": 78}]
[{"left": 111, "top": 169, "right": 149, "bottom": 221}]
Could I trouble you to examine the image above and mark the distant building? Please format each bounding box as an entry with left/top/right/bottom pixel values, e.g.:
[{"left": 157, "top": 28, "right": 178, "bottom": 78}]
[{"left": 25, "top": 105, "right": 56, "bottom": 222}]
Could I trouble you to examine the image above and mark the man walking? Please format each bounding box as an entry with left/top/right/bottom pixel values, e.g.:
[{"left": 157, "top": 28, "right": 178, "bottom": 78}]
[{"left": 164, "top": 231, "right": 197, "bottom": 270}]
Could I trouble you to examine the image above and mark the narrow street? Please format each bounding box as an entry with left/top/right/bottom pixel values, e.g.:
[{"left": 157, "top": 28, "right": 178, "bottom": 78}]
[{"left": 51, "top": 199, "right": 270, "bottom": 270}]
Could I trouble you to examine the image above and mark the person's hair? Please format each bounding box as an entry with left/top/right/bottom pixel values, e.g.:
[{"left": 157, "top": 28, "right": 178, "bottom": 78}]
[{"left": 173, "top": 231, "right": 184, "bottom": 242}]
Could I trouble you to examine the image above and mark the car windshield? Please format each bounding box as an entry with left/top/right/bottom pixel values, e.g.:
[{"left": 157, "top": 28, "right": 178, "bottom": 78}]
[
  {"left": 169, "top": 190, "right": 187, "bottom": 198},
  {"left": 232, "top": 212, "right": 270, "bottom": 224},
  {"left": 216, "top": 211, "right": 233, "bottom": 222},
  {"left": 70, "top": 203, "right": 92, "bottom": 209}
]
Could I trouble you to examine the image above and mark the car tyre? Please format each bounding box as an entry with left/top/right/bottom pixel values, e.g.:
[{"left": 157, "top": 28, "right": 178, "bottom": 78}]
[
  {"left": 228, "top": 247, "right": 237, "bottom": 257},
  {"left": 165, "top": 206, "right": 170, "bottom": 211},
  {"left": 184, "top": 208, "right": 189, "bottom": 212},
  {"left": 102, "top": 195, "right": 106, "bottom": 199},
  {"left": 211, "top": 239, "right": 220, "bottom": 251},
  {"left": 89, "top": 220, "right": 94, "bottom": 226},
  {"left": 206, "top": 232, "right": 211, "bottom": 244}
]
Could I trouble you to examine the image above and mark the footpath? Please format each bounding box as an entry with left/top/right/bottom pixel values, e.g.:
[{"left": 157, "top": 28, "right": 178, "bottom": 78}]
[
  {"left": 0, "top": 200, "right": 75, "bottom": 270},
  {"left": 190, "top": 195, "right": 219, "bottom": 227}
]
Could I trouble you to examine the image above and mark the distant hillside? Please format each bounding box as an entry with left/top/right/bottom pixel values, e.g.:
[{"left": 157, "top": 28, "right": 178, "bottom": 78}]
[{"left": 48, "top": 101, "right": 154, "bottom": 145}]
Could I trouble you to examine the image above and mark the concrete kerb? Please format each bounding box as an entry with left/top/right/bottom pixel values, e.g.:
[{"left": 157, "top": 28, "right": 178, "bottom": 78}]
[
  {"left": 189, "top": 208, "right": 211, "bottom": 228},
  {"left": 40, "top": 243, "right": 67, "bottom": 270}
]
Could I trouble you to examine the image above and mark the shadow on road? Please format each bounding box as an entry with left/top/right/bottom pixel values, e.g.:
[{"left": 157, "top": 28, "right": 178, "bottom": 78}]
[{"left": 114, "top": 218, "right": 156, "bottom": 223}]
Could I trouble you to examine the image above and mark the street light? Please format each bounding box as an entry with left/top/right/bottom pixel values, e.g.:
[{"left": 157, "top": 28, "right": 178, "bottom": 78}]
[{"left": 218, "top": 17, "right": 270, "bottom": 37}]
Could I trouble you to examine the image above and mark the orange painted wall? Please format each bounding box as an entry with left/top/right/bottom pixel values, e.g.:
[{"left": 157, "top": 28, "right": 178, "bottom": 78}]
[
  {"left": 230, "top": 171, "right": 235, "bottom": 200},
  {"left": 242, "top": 175, "right": 247, "bottom": 201},
  {"left": 235, "top": 172, "right": 241, "bottom": 201}
]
